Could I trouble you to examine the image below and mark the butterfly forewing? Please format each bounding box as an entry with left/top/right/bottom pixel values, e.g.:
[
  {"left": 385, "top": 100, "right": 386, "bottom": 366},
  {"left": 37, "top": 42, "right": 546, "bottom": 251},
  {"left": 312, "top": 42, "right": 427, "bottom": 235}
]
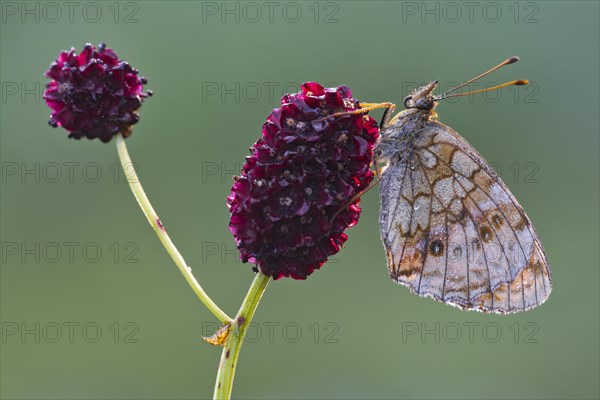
[{"left": 379, "top": 120, "right": 551, "bottom": 314}]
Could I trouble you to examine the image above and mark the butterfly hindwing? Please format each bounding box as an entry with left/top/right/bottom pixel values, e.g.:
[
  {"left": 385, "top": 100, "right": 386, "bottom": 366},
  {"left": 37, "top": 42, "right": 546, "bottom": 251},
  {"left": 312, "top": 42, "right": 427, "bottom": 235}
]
[{"left": 379, "top": 120, "right": 551, "bottom": 314}]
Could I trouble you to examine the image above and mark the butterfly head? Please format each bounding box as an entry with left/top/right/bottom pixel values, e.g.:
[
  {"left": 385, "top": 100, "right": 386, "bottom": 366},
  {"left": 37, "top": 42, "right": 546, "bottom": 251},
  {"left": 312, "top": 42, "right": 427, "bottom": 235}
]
[{"left": 403, "top": 80, "right": 438, "bottom": 110}]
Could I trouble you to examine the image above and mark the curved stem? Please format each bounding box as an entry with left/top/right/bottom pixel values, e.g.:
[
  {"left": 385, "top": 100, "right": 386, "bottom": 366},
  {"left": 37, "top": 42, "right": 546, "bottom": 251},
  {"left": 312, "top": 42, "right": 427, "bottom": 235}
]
[
  {"left": 115, "top": 134, "right": 231, "bottom": 323},
  {"left": 214, "top": 272, "right": 270, "bottom": 399}
]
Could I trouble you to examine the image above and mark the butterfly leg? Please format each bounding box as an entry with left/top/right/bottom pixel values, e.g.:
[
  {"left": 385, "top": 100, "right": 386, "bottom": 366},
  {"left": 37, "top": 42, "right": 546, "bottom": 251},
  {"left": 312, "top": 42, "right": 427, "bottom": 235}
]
[
  {"left": 350, "top": 175, "right": 381, "bottom": 203},
  {"left": 362, "top": 102, "right": 396, "bottom": 129},
  {"left": 326, "top": 102, "right": 392, "bottom": 204},
  {"left": 328, "top": 175, "right": 381, "bottom": 229},
  {"left": 317, "top": 102, "right": 396, "bottom": 125},
  {"left": 321, "top": 102, "right": 395, "bottom": 228}
]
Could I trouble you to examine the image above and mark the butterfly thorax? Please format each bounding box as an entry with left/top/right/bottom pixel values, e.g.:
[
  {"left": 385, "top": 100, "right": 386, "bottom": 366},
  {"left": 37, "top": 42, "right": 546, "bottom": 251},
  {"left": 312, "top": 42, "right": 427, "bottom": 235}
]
[{"left": 374, "top": 107, "right": 437, "bottom": 171}]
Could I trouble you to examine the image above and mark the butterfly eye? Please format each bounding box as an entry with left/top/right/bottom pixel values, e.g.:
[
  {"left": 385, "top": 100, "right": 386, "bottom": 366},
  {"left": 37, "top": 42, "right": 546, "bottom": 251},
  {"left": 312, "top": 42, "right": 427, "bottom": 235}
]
[
  {"left": 374, "top": 148, "right": 383, "bottom": 157},
  {"left": 414, "top": 97, "right": 434, "bottom": 110},
  {"left": 403, "top": 95, "right": 414, "bottom": 109}
]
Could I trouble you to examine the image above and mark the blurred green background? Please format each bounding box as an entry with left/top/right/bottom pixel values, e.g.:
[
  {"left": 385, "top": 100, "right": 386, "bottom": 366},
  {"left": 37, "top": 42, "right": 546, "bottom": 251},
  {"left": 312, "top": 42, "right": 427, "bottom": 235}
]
[{"left": 1, "top": 1, "right": 598, "bottom": 399}]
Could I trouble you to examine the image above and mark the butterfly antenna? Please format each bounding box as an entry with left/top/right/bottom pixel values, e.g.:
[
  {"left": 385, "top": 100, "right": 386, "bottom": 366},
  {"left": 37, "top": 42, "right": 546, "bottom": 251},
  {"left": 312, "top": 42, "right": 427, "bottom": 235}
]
[
  {"left": 435, "top": 56, "right": 522, "bottom": 100},
  {"left": 438, "top": 80, "right": 529, "bottom": 100}
]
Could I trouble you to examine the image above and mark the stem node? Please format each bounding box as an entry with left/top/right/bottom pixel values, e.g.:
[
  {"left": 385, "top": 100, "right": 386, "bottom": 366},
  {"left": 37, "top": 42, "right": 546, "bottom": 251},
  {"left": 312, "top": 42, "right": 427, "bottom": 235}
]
[{"left": 214, "top": 272, "right": 270, "bottom": 399}]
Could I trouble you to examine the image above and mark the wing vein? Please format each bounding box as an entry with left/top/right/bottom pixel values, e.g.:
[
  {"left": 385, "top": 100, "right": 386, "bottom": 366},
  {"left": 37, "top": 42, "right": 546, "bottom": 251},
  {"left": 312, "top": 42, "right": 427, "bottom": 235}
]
[
  {"left": 441, "top": 213, "right": 449, "bottom": 301},
  {"left": 463, "top": 208, "right": 495, "bottom": 311},
  {"left": 388, "top": 151, "right": 413, "bottom": 278},
  {"left": 395, "top": 157, "right": 417, "bottom": 277},
  {"left": 425, "top": 142, "right": 542, "bottom": 308},
  {"left": 463, "top": 189, "right": 514, "bottom": 311},
  {"left": 459, "top": 221, "right": 471, "bottom": 305},
  {"left": 414, "top": 154, "right": 444, "bottom": 295}
]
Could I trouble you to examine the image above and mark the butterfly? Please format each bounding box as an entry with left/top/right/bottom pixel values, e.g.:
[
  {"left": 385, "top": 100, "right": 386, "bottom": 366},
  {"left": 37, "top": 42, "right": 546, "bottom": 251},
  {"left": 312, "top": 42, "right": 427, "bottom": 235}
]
[{"left": 353, "top": 57, "right": 552, "bottom": 314}]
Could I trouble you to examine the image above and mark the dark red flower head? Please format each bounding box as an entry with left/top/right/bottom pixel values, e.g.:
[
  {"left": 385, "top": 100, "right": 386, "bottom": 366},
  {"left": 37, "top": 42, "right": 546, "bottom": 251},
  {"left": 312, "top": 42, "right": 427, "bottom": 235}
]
[
  {"left": 227, "top": 82, "right": 379, "bottom": 280},
  {"left": 44, "top": 43, "right": 152, "bottom": 143}
]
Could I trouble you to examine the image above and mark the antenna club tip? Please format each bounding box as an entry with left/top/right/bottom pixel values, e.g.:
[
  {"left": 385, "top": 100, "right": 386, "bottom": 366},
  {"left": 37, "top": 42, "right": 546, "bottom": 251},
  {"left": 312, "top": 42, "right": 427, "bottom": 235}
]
[
  {"left": 515, "top": 79, "right": 529, "bottom": 85},
  {"left": 507, "top": 56, "right": 520, "bottom": 64}
]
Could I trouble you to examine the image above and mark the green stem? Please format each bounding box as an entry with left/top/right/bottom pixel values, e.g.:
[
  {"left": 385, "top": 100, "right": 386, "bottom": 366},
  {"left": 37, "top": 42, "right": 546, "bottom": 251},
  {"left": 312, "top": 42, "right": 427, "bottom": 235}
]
[
  {"left": 115, "top": 134, "right": 231, "bottom": 323},
  {"left": 214, "top": 272, "right": 270, "bottom": 399}
]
